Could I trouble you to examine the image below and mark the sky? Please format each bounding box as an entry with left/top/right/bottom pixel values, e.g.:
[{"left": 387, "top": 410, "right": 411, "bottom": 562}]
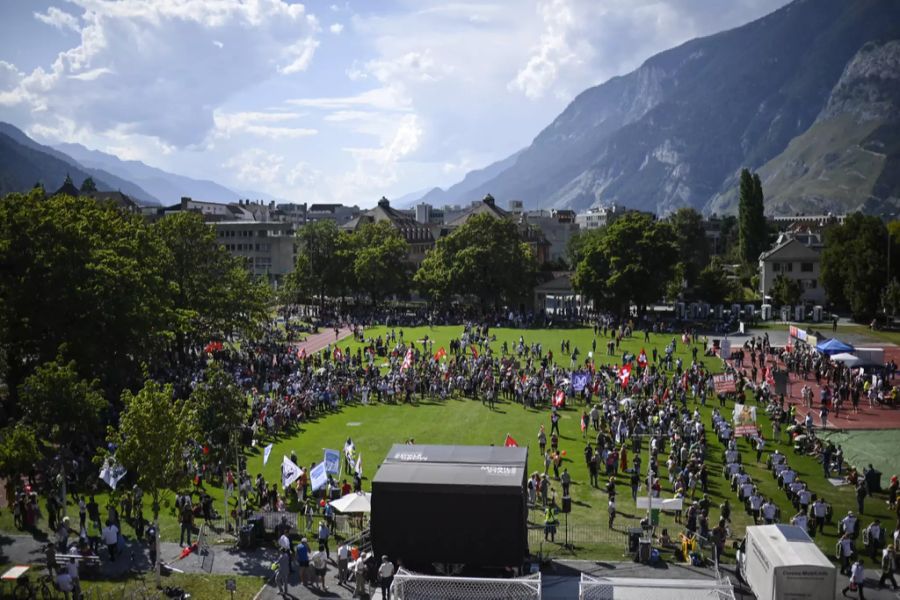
[{"left": 0, "top": 0, "right": 791, "bottom": 207}]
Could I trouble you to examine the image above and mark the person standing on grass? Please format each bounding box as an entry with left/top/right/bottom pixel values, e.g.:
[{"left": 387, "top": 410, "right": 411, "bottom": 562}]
[
  {"left": 879, "top": 546, "right": 898, "bottom": 590},
  {"left": 608, "top": 497, "right": 616, "bottom": 529},
  {"left": 102, "top": 520, "right": 118, "bottom": 562}
]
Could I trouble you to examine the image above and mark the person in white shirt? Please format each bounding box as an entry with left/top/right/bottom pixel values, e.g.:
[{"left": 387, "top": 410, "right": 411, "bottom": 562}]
[
  {"left": 841, "top": 511, "right": 859, "bottom": 538},
  {"left": 378, "top": 555, "right": 395, "bottom": 600},
  {"left": 55, "top": 571, "right": 75, "bottom": 599},
  {"left": 761, "top": 500, "right": 777, "bottom": 524},
  {"left": 792, "top": 511, "right": 809, "bottom": 533},
  {"left": 337, "top": 543, "right": 349, "bottom": 585},
  {"left": 841, "top": 558, "right": 866, "bottom": 598},
  {"left": 310, "top": 544, "right": 328, "bottom": 591},
  {"left": 813, "top": 498, "right": 828, "bottom": 534},
  {"left": 101, "top": 522, "right": 119, "bottom": 562},
  {"left": 837, "top": 533, "right": 855, "bottom": 575},
  {"left": 749, "top": 493, "right": 763, "bottom": 524}
]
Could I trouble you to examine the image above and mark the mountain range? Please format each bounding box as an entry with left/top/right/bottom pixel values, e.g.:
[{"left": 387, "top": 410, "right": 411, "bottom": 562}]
[
  {"left": 412, "top": 0, "right": 900, "bottom": 217},
  {"left": 0, "top": 122, "right": 274, "bottom": 206}
]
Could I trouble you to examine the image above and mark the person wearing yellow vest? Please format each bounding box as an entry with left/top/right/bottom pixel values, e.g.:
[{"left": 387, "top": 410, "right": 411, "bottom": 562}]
[{"left": 544, "top": 506, "right": 559, "bottom": 542}]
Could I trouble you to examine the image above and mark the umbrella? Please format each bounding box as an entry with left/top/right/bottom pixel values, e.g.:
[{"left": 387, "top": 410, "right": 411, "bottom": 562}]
[
  {"left": 830, "top": 352, "right": 861, "bottom": 367},
  {"left": 329, "top": 492, "right": 372, "bottom": 514},
  {"left": 815, "top": 338, "right": 854, "bottom": 356}
]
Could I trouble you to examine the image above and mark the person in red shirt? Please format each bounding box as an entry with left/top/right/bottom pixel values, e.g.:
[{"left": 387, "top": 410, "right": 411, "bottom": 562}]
[{"left": 340, "top": 479, "right": 352, "bottom": 496}]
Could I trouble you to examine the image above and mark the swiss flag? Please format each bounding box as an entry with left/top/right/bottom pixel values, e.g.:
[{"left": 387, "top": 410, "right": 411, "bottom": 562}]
[
  {"left": 471, "top": 344, "right": 479, "bottom": 359},
  {"left": 637, "top": 349, "right": 648, "bottom": 368},
  {"left": 553, "top": 389, "right": 566, "bottom": 408},
  {"left": 333, "top": 347, "right": 343, "bottom": 361},
  {"left": 298, "top": 347, "right": 307, "bottom": 360},
  {"left": 401, "top": 348, "right": 414, "bottom": 372},
  {"left": 434, "top": 347, "right": 447, "bottom": 361},
  {"left": 618, "top": 363, "right": 632, "bottom": 387},
  {"left": 504, "top": 434, "right": 519, "bottom": 447}
]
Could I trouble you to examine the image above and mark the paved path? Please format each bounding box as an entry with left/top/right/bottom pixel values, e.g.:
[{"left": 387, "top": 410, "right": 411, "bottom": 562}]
[{"left": 292, "top": 326, "right": 353, "bottom": 357}]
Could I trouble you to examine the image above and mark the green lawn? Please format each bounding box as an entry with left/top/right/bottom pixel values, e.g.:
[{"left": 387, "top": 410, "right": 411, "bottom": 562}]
[{"left": 3, "top": 326, "right": 895, "bottom": 565}]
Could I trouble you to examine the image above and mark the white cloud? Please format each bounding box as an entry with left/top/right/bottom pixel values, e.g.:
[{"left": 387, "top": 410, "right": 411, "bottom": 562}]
[
  {"left": 288, "top": 86, "right": 412, "bottom": 112},
  {"left": 224, "top": 149, "right": 285, "bottom": 186},
  {"left": 330, "top": 23, "right": 344, "bottom": 34},
  {"left": 8, "top": 0, "right": 321, "bottom": 147},
  {"left": 364, "top": 50, "right": 447, "bottom": 84},
  {"left": 213, "top": 110, "right": 318, "bottom": 139},
  {"left": 34, "top": 7, "right": 81, "bottom": 32}
]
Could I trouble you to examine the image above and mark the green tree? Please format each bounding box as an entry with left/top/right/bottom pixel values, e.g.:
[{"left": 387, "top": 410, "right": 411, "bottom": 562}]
[
  {"left": 350, "top": 221, "right": 410, "bottom": 305},
  {"left": 821, "top": 213, "right": 889, "bottom": 320},
  {"left": 295, "top": 220, "right": 354, "bottom": 309},
  {"left": 738, "top": 169, "right": 767, "bottom": 265},
  {"left": 881, "top": 278, "right": 900, "bottom": 318},
  {"left": 189, "top": 363, "right": 246, "bottom": 466},
  {"left": 80, "top": 176, "right": 97, "bottom": 192},
  {"left": 667, "top": 207, "right": 710, "bottom": 290},
  {"left": 0, "top": 190, "right": 171, "bottom": 408},
  {"left": 770, "top": 274, "right": 804, "bottom": 307},
  {"left": 102, "top": 379, "right": 195, "bottom": 581},
  {"left": 695, "top": 258, "right": 734, "bottom": 306},
  {"left": 153, "top": 212, "right": 270, "bottom": 363},
  {"left": 0, "top": 424, "right": 41, "bottom": 481},
  {"left": 572, "top": 212, "right": 678, "bottom": 315},
  {"left": 415, "top": 214, "right": 537, "bottom": 308}
]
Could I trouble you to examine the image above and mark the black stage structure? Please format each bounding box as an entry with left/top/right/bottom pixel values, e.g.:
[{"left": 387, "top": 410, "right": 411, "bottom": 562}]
[{"left": 371, "top": 444, "right": 529, "bottom": 570}]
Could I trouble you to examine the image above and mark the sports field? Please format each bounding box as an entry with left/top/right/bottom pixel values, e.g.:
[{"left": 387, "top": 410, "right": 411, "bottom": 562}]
[{"left": 3, "top": 325, "right": 895, "bottom": 563}]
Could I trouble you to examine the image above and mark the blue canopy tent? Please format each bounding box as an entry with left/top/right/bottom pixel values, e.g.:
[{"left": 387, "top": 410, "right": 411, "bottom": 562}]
[{"left": 816, "top": 338, "right": 855, "bottom": 355}]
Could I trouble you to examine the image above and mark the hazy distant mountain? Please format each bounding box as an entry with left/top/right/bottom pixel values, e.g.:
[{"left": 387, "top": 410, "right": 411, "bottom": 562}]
[
  {"left": 0, "top": 122, "right": 160, "bottom": 205},
  {"left": 55, "top": 142, "right": 270, "bottom": 205},
  {"left": 411, "top": 151, "right": 522, "bottom": 208},
  {"left": 432, "top": 0, "right": 900, "bottom": 217}
]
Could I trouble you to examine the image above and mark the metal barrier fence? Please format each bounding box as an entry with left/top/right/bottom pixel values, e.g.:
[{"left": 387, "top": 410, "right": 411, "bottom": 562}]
[{"left": 391, "top": 568, "right": 541, "bottom": 600}]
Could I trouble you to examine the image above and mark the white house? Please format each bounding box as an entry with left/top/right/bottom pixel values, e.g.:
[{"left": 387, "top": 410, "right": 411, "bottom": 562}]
[{"left": 758, "top": 235, "right": 825, "bottom": 305}]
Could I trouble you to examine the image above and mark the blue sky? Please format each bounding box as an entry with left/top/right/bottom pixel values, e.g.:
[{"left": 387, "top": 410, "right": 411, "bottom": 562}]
[{"left": 0, "top": 0, "right": 789, "bottom": 206}]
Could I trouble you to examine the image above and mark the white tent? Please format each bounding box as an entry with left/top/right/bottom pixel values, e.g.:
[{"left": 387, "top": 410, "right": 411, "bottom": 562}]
[
  {"left": 329, "top": 492, "right": 372, "bottom": 513},
  {"left": 830, "top": 352, "right": 861, "bottom": 367}
]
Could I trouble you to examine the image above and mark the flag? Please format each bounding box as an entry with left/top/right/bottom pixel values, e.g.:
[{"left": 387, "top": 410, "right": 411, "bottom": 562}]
[
  {"left": 401, "top": 348, "right": 414, "bottom": 372},
  {"left": 310, "top": 462, "right": 328, "bottom": 492},
  {"left": 618, "top": 363, "right": 632, "bottom": 387},
  {"left": 471, "top": 344, "right": 479, "bottom": 359},
  {"left": 572, "top": 371, "right": 589, "bottom": 392},
  {"left": 298, "top": 347, "right": 307, "bottom": 360},
  {"left": 323, "top": 448, "right": 341, "bottom": 475},
  {"left": 354, "top": 453, "right": 362, "bottom": 476},
  {"left": 637, "top": 349, "right": 648, "bottom": 368},
  {"left": 333, "top": 347, "right": 343, "bottom": 361},
  {"left": 263, "top": 444, "right": 273, "bottom": 466},
  {"left": 99, "top": 457, "right": 127, "bottom": 490},
  {"left": 553, "top": 389, "right": 565, "bottom": 408},
  {"left": 281, "top": 456, "right": 302, "bottom": 488},
  {"left": 434, "top": 347, "right": 447, "bottom": 361},
  {"left": 504, "top": 434, "right": 519, "bottom": 447}
]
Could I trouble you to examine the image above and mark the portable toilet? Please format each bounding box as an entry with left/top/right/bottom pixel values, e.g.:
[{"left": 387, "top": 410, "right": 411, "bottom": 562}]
[
  {"left": 780, "top": 306, "right": 790, "bottom": 322},
  {"left": 794, "top": 305, "right": 805, "bottom": 322},
  {"left": 675, "top": 302, "right": 685, "bottom": 320},
  {"left": 714, "top": 305, "right": 724, "bottom": 320},
  {"left": 744, "top": 304, "right": 755, "bottom": 319},
  {"left": 812, "top": 306, "right": 823, "bottom": 323},
  {"left": 688, "top": 302, "right": 700, "bottom": 319},
  {"left": 761, "top": 304, "right": 772, "bottom": 321},
  {"left": 731, "top": 303, "right": 741, "bottom": 318},
  {"left": 699, "top": 302, "right": 710, "bottom": 320}
]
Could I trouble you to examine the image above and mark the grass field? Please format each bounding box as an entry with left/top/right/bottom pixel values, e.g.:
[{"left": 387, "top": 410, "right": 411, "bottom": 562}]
[{"left": 3, "top": 325, "right": 896, "bottom": 564}]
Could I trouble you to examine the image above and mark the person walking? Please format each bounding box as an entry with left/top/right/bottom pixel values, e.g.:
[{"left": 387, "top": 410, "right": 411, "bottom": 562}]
[
  {"left": 275, "top": 547, "right": 291, "bottom": 597},
  {"left": 296, "top": 537, "right": 311, "bottom": 586},
  {"left": 378, "top": 555, "right": 395, "bottom": 600},
  {"left": 101, "top": 521, "right": 119, "bottom": 562},
  {"left": 317, "top": 520, "right": 331, "bottom": 561},
  {"left": 879, "top": 547, "right": 898, "bottom": 590},
  {"left": 841, "top": 557, "right": 866, "bottom": 599}
]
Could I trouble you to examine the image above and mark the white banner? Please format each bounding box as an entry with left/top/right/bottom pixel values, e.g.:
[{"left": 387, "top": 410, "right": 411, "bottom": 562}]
[
  {"left": 263, "top": 444, "right": 273, "bottom": 466},
  {"left": 636, "top": 497, "right": 683, "bottom": 510},
  {"left": 310, "top": 462, "right": 328, "bottom": 492},
  {"left": 733, "top": 403, "right": 757, "bottom": 425},
  {"left": 281, "top": 456, "right": 302, "bottom": 489},
  {"left": 99, "top": 458, "right": 127, "bottom": 490}
]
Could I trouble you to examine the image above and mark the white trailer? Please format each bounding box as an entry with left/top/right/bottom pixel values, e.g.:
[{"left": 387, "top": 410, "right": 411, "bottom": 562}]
[{"left": 738, "top": 524, "right": 835, "bottom": 600}]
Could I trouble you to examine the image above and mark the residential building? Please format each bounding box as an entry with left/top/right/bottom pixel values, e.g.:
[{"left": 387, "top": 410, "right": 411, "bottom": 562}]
[
  {"left": 522, "top": 209, "right": 579, "bottom": 264},
  {"left": 443, "top": 194, "right": 551, "bottom": 263},
  {"left": 758, "top": 230, "right": 826, "bottom": 305},
  {"left": 306, "top": 203, "right": 360, "bottom": 225},
  {"left": 214, "top": 220, "right": 297, "bottom": 286},
  {"left": 575, "top": 204, "right": 628, "bottom": 230},
  {"left": 343, "top": 197, "right": 435, "bottom": 265}
]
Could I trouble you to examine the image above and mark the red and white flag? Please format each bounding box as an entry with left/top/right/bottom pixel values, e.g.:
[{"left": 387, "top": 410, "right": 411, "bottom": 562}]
[
  {"left": 298, "top": 347, "right": 307, "bottom": 360},
  {"left": 434, "top": 347, "right": 447, "bottom": 361},
  {"left": 637, "top": 349, "right": 648, "bottom": 368},
  {"left": 333, "top": 347, "right": 343, "bottom": 362},
  {"left": 553, "top": 389, "right": 566, "bottom": 407},
  {"left": 470, "top": 344, "right": 479, "bottom": 359},
  {"left": 504, "top": 434, "right": 518, "bottom": 447},
  {"left": 401, "top": 348, "right": 414, "bottom": 372},
  {"left": 618, "top": 363, "right": 632, "bottom": 387}
]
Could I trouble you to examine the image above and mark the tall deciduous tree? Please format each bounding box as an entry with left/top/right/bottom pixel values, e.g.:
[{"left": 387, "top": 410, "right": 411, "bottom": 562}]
[
  {"left": 350, "top": 221, "right": 410, "bottom": 305},
  {"left": 153, "top": 212, "right": 270, "bottom": 363},
  {"left": 189, "top": 362, "right": 246, "bottom": 466},
  {"left": 102, "top": 379, "right": 195, "bottom": 581},
  {"left": 0, "top": 190, "right": 170, "bottom": 408},
  {"left": 294, "top": 220, "right": 354, "bottom": 309},
  {"left": 414, "top": 214, "right": 537, "bottom": 308},
  {"left": 821, "top": 213, "right": 890, "bottom": 320},
  {"left": 668, "top": 207, "right": 710, "bottom": 291},
  {"left": 695, "top": 258, "right": 734, "bottom": 306},
  {"left": 738, "top": 169, "right": 767, "bottom": 265},
  {"left": 572, "top": 212, "right": 678, "bottom": 315},
  {"left": 771, "top": 274, "right": 804, "bottom": 307}
]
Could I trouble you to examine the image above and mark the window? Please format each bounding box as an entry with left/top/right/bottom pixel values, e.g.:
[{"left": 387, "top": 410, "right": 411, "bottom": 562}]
[
  {"left": 785, "top": 262, "right": 793, "bottom": 272},
  {"left": 800, "top": 262, "right": 813, "bottom": 272},
  {"left": 810, "top": 279, "right": 817, "bottom": 289},
  {"left": 772, "top": 262, "right": 781, "bottom": 272}
]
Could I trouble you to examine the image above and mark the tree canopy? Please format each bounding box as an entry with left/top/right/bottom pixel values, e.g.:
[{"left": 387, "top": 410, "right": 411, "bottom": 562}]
[
  {"left": 572, "top": 212, "right": 678, "bottom": 315},
  {"left": 349, "top": 221, "right": 410, "bottom": 305},
  {"left": 738, "top": 169, "right": 767, "bottom": 265},
  {"left": 414, "top": 213, "right": 537, "bottom": 308},
  {"left": 667, "top": 207, "right": 710, "bottom": 293}
]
